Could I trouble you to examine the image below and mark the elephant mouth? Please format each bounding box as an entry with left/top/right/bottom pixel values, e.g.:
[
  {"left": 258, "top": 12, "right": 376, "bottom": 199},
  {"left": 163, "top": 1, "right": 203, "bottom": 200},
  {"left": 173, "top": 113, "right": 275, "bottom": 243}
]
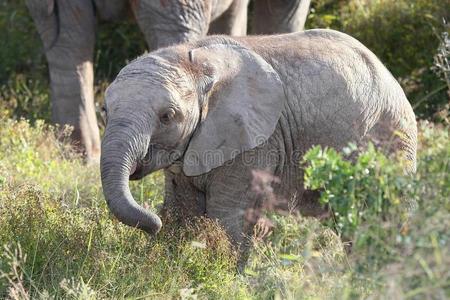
[
  {"left": 128, "top": 144, "right": 178, "bottom": 180},
  {"left": 129, "top": 162, "right": 143, "bottom": 180},
  {"left": 129, "top": 146, "right": 151, "bottom": 181}
]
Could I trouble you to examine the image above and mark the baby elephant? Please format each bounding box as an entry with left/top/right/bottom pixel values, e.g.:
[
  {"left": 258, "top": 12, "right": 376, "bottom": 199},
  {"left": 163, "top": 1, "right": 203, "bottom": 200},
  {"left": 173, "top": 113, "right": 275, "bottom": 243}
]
[{"left": 100, "top": 29, "right": 417, "bottom": 250}]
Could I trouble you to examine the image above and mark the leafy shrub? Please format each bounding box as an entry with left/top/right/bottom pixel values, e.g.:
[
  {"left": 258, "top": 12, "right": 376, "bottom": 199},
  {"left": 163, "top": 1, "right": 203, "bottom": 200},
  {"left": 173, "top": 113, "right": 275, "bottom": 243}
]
[
  {"left": 0, "top": 1, "right": 45, "bottom": 82},
  {"left": 0, "top": 2, "right": 50, "bottom": 123},
  {"left": 308, "top": 0, "right": 347, "bottom": 29},
  {"left": 303, "top": 143, "right": 413, "bottom": 240},
  {"left": 301, "top": 120, "right": 450, "bottom": 297},
  {"left": 94, "top": 21, "right": 147, "bottom": 82}
]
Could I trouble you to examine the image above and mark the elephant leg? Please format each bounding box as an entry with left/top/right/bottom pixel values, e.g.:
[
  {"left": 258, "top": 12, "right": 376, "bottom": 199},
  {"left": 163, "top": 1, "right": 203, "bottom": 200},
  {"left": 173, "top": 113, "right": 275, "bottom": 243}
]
[
  {"left": 251, "top": 0, "right": 311, "bottom": 34},
  {"left": 26, "top": 0, "right": 101, "bottom": 163},
  {"left": 132, "top": 0, "right": 211, "bottom": 51},
  {"left": 162, "top": 169, "right": 206, "bottom": 222},
  {"left": 205, "top": 167, "right": 265, "bottom": 267},
  {"left": 208, "top": 0, "right": 249, "bottom": 36},
  {"left": 93, "top": 0, "right": 129, "bottom": 22}
]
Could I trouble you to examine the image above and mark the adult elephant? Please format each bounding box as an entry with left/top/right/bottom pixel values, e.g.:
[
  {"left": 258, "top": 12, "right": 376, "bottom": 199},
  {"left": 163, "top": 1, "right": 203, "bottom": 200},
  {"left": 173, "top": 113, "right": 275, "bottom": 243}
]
[
  {"left": 100, "top": 30, "right": 417, "bottom": 251},
  {"left": 25, "top": 0, "right": 249, "bottom": 163},
  {"left": 251, "top": 0, "right": 311, "bottom": 34}
]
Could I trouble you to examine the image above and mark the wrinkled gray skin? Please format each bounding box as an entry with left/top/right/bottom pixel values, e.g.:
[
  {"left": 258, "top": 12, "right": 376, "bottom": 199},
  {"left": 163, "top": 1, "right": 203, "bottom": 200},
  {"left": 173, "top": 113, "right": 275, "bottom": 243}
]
[
  {"left": 101, "top": 29, "right": 417, "bottom": 254},
  {"left": 25, "top": 0, "right": 248, "bottom": 163},
  {"left": 251, "top": 0, "right": 311, "bottom": 34}
]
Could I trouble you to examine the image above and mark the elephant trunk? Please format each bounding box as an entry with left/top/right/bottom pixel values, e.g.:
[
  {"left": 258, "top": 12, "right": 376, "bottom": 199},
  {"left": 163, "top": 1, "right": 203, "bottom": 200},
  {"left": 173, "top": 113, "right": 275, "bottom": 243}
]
[{"left": 100, "top": 121, "right": 162, "bottom": 234}]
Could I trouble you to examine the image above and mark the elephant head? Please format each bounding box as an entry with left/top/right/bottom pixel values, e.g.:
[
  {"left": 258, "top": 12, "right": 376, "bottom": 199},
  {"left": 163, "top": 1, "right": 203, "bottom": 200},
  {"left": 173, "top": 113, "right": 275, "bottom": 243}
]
[{"left": 100, "top": 37, "right": 285, "bottom": 234}]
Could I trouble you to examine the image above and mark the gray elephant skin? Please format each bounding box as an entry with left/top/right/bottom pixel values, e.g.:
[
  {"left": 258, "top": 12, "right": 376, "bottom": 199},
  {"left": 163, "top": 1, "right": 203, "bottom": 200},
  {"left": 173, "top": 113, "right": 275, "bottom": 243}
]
[
  {"left": 25, "top": 0, "right": 311, "bottom": 164},
  {"left": 252, "top": 0, "right": 311, "bottom": 34},
  {"left": 100, "top": 29, "right": 417, "bottom": 253},
  {"left": 25, "top": 0, "right": 249, "bottom": 163}
]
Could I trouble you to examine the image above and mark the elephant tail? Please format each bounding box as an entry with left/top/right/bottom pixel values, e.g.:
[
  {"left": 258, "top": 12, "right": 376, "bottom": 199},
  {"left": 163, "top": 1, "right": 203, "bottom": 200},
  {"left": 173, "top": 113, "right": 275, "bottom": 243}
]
[
  {"left": 368, "top": 92, "right": 417, "bottom": 174},
  {"left": 395, "top": 105, "right": 417, "bottom": 173},
  {"left": 382, "top": 95, "right": 418, "bottom": 174}
]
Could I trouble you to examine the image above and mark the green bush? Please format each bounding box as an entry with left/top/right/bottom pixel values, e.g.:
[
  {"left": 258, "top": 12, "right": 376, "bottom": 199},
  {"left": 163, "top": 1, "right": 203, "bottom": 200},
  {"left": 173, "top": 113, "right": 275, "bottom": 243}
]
[
  {"left": 94, "top": 21, "right": 147, "bottom": 81},
  {"left": 0, "top": 1, "right": 50, "bottom": 123},
  {"left": 0, "top": 1, "right": 45, "bottom": 81},
  {"left": 303, "top": 143, "right": 412, "bottom": 239},
  {"left": 301, "top": 121, "right": 450, "bottom": 296}
]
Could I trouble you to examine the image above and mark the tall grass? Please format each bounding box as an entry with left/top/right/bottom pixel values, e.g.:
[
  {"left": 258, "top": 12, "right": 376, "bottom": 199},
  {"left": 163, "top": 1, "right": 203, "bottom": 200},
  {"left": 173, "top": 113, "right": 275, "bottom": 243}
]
[{"left": 0, "top": 115, "right": 448, "bottom": 299}]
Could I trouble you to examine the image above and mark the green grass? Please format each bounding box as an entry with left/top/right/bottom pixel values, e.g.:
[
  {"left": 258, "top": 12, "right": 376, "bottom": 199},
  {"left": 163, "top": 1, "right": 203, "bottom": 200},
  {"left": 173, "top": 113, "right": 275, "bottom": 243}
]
[{"left": 0, "top": 115, "right": 449, "bottom": 299}]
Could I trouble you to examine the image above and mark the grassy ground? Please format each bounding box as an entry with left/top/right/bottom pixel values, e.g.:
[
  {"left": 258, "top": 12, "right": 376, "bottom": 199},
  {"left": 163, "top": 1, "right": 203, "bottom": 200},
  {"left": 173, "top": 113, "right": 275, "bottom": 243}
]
[{"left": 0, "top": 114, "right": 448, "bottom": 299}]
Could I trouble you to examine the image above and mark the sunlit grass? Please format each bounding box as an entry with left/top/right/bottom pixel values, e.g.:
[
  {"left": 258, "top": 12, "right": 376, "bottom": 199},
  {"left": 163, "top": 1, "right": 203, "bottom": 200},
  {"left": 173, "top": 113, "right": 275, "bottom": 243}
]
[{"left": 0, "top": 116, "right": 449, "bottom": 299}]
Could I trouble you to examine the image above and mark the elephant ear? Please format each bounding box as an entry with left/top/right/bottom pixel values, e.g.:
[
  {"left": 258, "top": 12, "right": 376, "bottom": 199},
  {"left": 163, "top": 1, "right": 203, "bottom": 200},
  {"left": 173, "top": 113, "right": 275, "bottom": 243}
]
[{"left": 183, "top": 43, "right": 285, "bottom": 176}]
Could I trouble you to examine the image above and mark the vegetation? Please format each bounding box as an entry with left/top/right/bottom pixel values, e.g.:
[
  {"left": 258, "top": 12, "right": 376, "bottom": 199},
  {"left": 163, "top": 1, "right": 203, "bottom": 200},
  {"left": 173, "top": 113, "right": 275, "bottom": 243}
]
[
  {"left": 0, "top": 116, "right": 448, "bottom": 299},
  {"left": 1, "top": 0, "right": 449, "bottom": 299}
]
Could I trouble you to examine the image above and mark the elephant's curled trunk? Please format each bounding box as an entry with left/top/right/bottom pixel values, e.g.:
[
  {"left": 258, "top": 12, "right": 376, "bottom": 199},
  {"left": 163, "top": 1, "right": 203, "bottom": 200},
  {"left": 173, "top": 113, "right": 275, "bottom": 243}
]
[{"left": 100, "top": 123, "right": 162, "bottom": 234}]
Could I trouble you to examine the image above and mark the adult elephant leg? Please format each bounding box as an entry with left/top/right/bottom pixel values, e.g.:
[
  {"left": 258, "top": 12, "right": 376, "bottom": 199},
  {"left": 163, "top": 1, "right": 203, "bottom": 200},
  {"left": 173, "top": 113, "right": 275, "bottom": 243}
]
[
  {"left": 26, "top": 0, "right": 100, "bottom": 163},
  {"left": 208, "top": 0, "right": 249, "bottom": 36},
  {"left": 251, "top": 0, "right": 311, "bottom": 34},
  {"left": 132, "top": 0, "right": 211, "bottom": 50},
  {"left": 93, "top": 0, "right": 129, "bottom": 22}
]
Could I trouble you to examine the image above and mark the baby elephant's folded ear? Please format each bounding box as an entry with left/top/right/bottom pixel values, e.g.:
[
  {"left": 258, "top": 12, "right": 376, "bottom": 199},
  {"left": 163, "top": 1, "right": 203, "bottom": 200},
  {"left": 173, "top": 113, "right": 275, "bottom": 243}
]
[{"left": 183, "top": 43, "right": 285, "bottom": 176}]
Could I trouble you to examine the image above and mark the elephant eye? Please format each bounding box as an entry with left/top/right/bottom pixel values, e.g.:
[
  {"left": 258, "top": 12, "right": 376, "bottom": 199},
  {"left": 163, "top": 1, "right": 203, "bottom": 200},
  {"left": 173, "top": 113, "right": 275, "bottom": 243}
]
[{"left": 159, "top": 109, "right": 175, "bottom": 125}]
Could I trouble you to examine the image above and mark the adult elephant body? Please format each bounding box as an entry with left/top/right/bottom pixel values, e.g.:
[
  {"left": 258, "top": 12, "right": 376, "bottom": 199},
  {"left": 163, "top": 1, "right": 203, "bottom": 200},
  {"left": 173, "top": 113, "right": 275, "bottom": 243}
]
[
  {"left": 251, "top": 0, "right": 311, "bottom": 34},
  {"left": 25, "top": 0, "right": 249, "bottom": 163},
  {"left": 100, "top": 30, "right": 417, "bottom": 249}
]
